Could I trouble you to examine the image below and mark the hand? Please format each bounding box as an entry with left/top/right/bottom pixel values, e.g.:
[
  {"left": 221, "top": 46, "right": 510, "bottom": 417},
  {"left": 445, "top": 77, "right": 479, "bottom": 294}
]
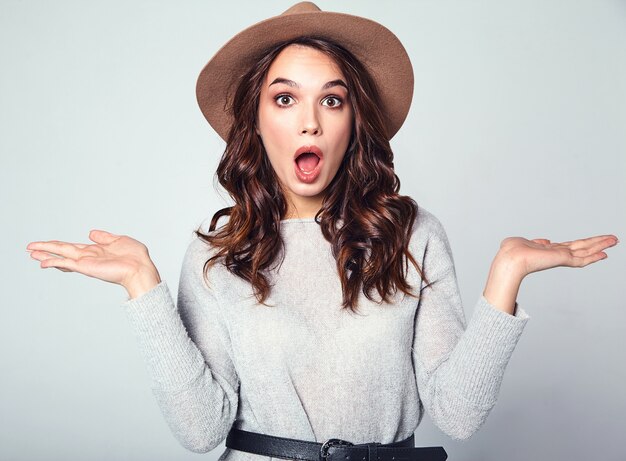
[
  {"left": 483, "top": 234, "right": 618, "bottom": 315},
  {"left": 497, "top": 234, "right": 619, "bottom": 278},
  {"left": 26, "top": 230, "right": 161, "bottom": 296}
]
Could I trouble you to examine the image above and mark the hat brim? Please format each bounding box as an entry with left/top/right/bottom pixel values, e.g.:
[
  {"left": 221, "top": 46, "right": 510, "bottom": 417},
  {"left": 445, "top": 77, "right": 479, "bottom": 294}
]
[{"left": 196, "top": 9, "right": 414, "bottom": 141}]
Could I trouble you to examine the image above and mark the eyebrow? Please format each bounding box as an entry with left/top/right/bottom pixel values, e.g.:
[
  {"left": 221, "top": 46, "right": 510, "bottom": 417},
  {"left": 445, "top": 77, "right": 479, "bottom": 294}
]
[{"left": 268, "top": 78, "right": 348, "bottom": 91}]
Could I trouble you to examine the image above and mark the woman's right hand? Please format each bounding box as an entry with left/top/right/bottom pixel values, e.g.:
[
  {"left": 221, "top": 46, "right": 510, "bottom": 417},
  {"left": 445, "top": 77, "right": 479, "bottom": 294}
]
[{"left": 26, "top": 230, "right": 162, "bottom": 299}]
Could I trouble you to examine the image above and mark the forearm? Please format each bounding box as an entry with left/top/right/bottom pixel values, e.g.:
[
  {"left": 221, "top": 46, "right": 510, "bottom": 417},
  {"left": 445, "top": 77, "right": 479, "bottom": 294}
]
[
  {"left": 122, "top": 282, "right": 239, "bottom": 453},
  {"left": 416, "top": 288, "right": 530, "bottom": 440},
  {"left": 482, "top": 253, "right": 525, "bottom": 316}
]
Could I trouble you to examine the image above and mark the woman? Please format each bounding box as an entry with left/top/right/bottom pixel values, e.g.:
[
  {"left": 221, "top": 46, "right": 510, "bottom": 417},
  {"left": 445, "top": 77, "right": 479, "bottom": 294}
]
[{"left": 25, "top": 3, "right": 617, "bottom": 461}]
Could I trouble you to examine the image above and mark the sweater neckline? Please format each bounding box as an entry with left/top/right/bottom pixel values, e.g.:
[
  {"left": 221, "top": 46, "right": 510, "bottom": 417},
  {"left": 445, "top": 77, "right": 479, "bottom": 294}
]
[{"left": 280, "top": 217, "right": 318, "bottom": 223}]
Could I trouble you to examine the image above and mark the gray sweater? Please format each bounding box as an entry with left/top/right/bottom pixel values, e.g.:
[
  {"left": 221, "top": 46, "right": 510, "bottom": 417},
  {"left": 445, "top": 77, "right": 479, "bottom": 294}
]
[{"left": 122, "top": 206, "right": 530, "bottom": 459}]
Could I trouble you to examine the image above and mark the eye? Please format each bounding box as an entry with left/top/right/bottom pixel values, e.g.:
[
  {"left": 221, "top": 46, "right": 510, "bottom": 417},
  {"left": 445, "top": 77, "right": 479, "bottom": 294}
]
[
  {"left": 322, "top": 96, "right": 343, "bottom": 108},
  {"left": 275, "top": 94, "right": 295, "bottom": 107}
]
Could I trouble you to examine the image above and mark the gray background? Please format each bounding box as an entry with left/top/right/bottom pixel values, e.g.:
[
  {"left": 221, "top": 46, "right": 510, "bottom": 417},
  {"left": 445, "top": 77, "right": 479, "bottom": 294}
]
[{"left": 2, "top": 0, "right": 625, "bottom": 460}]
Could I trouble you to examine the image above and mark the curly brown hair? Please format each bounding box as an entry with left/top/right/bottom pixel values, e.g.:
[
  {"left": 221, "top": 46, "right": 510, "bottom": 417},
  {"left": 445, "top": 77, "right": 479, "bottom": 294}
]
[{"left": 195, "top": 36, "right": 426, "bottom": 311}]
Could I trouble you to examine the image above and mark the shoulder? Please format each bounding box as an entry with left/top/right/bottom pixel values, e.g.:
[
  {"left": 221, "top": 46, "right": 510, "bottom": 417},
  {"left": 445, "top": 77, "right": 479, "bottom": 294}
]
[
  {"left": 408, "top": 205, "right": 456, "bottom": 281},
  {"left": 185, "top": 234, "right": 214, "bottom": 262},
  {"left": 181, "top": 228, "right": 226, "bottom": 281},
  {"left": 184, "top": 214, "right": 230, "bottom": 262},
  {"left": 410, "top": 205, "right": 450, "bottom": 246},
  {"left": 408, "top": 204, "right": 455, "bottom": 263}
]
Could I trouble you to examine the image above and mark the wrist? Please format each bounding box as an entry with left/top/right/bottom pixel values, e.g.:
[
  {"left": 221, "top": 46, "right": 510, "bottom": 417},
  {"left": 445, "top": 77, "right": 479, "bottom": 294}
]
[
  {"left": 491, "top": 250, "right": 528, "bottom": 281},
  {"left": 483, "top": 252, "right": 526, "bottom": 315},
  {"left": 125, "top": 266, "right": 162, "bottom": 300}
]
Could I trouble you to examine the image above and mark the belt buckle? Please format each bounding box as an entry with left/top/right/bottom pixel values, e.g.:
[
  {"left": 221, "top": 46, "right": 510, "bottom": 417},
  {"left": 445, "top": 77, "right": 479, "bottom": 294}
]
[{"left": 320, "top": 438, "right": 354, "bottom": 461}]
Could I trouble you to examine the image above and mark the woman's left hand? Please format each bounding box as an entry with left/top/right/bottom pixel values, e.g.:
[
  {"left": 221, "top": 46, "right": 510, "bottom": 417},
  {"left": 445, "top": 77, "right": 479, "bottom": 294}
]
[
  {"left": 483, "top": 234, "right": 618, "bottom": 315},
  {"left": 497, "top": 234, "right": 619, "bottom": 278}
]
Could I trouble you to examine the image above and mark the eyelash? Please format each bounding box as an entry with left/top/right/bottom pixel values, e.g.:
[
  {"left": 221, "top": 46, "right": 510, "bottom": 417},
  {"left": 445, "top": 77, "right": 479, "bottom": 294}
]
[
  {"left": 274, "top": 94, "right": 343, "bottom": 109},
  {"left": 322, "top": 96, "right": 343, "bottom": 108},
  {"left": 275, "top": 94, "right": 295, "bottom": 107}
]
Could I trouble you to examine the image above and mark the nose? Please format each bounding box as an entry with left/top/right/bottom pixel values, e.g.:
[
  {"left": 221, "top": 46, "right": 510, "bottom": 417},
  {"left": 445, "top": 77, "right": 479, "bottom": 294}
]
[{"left": 300, "top": 103, "right": 322, "bottom": 136}]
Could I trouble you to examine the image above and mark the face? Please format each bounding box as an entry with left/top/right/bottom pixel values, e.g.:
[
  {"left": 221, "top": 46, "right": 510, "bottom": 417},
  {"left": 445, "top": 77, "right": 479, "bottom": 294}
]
[{"left": 256, "top": 44, "right": 353, "bottom": 218}]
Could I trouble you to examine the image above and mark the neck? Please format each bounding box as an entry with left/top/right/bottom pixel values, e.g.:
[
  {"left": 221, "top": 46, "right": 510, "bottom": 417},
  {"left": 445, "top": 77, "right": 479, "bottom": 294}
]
[{"left": 284, "top": 193, "right": 324, "bottom": 220}]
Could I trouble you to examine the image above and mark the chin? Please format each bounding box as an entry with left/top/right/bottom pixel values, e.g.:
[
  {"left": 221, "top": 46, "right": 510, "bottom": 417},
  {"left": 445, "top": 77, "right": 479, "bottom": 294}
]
[
  {"left": 287, "top": 179, "right": 328, "bottom": 196},
  {"left": 290, "top": 184, "right": 325, "bottom": 197}
]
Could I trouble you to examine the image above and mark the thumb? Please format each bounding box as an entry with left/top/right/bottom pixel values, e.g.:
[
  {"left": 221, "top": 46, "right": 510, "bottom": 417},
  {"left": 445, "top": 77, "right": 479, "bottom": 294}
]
[
  {"left": 89, "top": 229, "right": 120, "bottom": 244},
  {"left": 531, "top": 238, "right": 551, "bottom": 245}
]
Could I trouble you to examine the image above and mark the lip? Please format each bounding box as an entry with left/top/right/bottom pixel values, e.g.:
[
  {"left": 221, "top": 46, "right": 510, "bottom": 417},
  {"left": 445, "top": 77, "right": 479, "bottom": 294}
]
[
  {"left": 293, "top": 145, "right": 324, "bottom": 184},
  {"left": 293, "top": 145, "right": 324, "bottom": 161}
]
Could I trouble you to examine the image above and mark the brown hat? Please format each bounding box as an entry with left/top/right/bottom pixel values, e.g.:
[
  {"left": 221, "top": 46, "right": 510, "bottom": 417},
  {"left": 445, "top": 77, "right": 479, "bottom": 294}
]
[{"left": 196, "top": 1, "right": 414, "bottom": 141}]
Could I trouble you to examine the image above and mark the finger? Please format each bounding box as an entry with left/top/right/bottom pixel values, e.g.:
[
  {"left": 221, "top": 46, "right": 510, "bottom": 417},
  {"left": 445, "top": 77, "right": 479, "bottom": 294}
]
[
  {"left": 29, "top": 251, "right": 78, "bottom": 274},
  {"left": 568, "top": 236, "right": 618, "bottom": 255},
  {"left": 571, "top": 237, "right": 618, "bottom": 258},
  {"left": 89, "top": 230, "right": 120, "bottom": 245},
  {"left": 567, "top": 235, "right": 618, "bottom": 251},
  {"left": 40, "top": 256, "right": 78, "bottom": 272},
  {"left": 26, "top": 246, "right": 73, "bottom": 272},
  {"left": 29, "top": 250, "right": 57, "bottom": 262},
  {"left": 25, "top": 240, "right": 85, "bottom": 259},
  {"left": 570, "top": 251, "right": 608, "bottom": 268},
  {"left": 52, "top": 266, "right": 72, "bottom": 272},
  {"left": 27, "top": 241, "right": 89, "bottom": 250}
]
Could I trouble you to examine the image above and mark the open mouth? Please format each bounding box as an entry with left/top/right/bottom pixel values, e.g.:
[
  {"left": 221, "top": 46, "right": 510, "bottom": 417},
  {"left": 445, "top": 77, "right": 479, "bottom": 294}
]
[
  {"left": 294, "top": 146, "right": 324, "bottom": 173},
  {"left": 295, "top": 152, "right": 320, "bottom": 172},
  {"left": 293, "top": 146, "right": 324, "bottom": 183}
]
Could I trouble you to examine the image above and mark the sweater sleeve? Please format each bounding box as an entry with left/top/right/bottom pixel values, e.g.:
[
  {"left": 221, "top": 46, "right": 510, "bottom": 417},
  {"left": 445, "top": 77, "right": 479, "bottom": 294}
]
[
  {"left": 121, "top": 237, "right": 239, "bottom": 453},
  {"left": 412, "top": 216, "right": 530, "bottom": 440}
]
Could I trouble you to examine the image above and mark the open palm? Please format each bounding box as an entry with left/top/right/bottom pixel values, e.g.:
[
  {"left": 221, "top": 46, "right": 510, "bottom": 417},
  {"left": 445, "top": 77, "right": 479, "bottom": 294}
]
[
  {"left": 26, "top": 230, "right": 154, "bottom": 289},
  {"left": 498, "top": 235, "right": 618, "bottom": 277}
]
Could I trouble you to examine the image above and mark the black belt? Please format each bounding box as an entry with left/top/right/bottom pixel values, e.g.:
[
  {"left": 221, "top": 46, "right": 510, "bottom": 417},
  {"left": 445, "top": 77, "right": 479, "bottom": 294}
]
[{"left": 225, "top": 427, "right": 448, "bottom": 461}]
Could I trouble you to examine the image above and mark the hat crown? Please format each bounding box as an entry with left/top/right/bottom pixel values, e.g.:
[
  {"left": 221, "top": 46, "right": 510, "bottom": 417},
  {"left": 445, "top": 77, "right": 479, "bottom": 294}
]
[
  {"left": 282, "top": 1, "right": 321, "bottom": 15},
  {"left": 196, "top": 1, "right": 414, "bottom": 141}
]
